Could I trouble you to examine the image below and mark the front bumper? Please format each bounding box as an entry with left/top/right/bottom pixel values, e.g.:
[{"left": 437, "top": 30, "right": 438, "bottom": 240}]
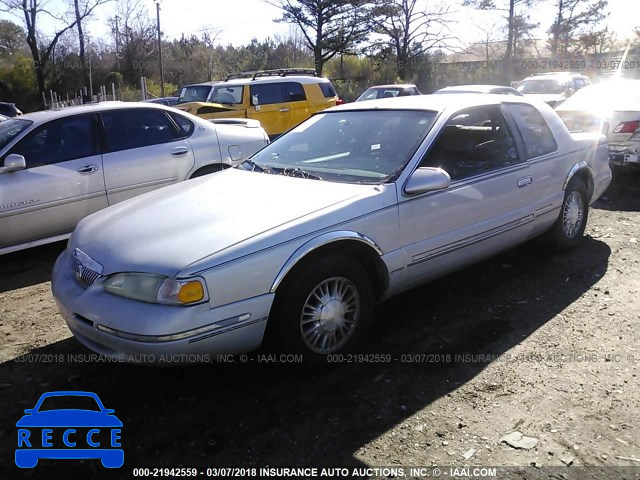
[{"left": 51, "top": 249, "right": 273, "bottom": 363}]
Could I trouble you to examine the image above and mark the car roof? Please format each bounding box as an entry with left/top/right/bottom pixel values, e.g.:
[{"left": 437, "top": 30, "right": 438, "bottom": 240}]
[
  {"left": 330, "top": 93, "right": 537, "bottom": 114},
  {"left": 521, "top": 72, "right": 588, "bottom": 81},
  {"left": 17, "top": 101, "right": 177, "bottom": 123},
  {"left": 437, "top": 84, "right": 515, "bottom": 92},
  {"left": 365, "top": 84, "right": 417, "bottom": 89},
  {"left": 181, "top": 81, "right": 219, "bottom": 88},
  {"left": 220, "top": 75, "right": 330, "bottom": 86},
  {"left": 37, "top": 390, "right": 100, "bottom": 400},
  {"left": 532, "top": 71, "right": 586, "bottom": 76}
]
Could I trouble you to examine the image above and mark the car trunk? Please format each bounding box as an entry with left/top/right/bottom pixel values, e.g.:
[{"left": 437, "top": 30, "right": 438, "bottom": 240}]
[{"left": 558, "top": 110, "right": 640, "bottom": 140}]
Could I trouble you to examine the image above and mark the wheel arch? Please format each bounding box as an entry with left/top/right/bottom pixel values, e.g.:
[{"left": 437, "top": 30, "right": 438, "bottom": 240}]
[
  {"left": 564, "top": 161, "right": 594, "bottom": 200},
  {"left": 189, "top": 162, "right": 228, "bottom": 179},
  {"left": 270, "top": 232, "right": 389, "bottom": 300}
]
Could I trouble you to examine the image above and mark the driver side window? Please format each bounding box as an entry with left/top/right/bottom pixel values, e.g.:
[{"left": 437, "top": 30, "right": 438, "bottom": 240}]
[
  {"left": 9, "top": 114, "right": 97, "bottom": 168},
  {"left": 420, "top": 106, "right": 520, "bottom": 181}
]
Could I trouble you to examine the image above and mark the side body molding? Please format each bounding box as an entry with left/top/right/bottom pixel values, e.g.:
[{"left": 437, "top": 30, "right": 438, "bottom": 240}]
[{"left": 270, "top": 231, "right": 384, "bottom": 293}]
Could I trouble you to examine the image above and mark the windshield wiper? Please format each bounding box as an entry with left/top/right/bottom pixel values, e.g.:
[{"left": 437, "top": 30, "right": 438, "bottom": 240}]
[
  {"left": 273, "top": 167, "right": 323, "bottom": 181},
  {"left": 241, "top": 159, "right": 267, "bottom": 173}
]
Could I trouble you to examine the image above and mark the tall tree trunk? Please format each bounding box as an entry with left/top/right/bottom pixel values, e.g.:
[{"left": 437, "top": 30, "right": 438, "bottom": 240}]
[
  {"left": 550, "top": 0, "right": 564, "bottom": 55},
  {"left": 314, "top": 45, "right": 324, "bottom": 76},
  {"left": 74, "top": 0, "right": 88, "bottom": 88},
  {"left": 504, "top": 0, "right": 515, "bottom": 61},
  {"left": 503, "top": 0, "right": 515, "bottom": 82},
  {"left": 24, "top": 12, "right": 46, "bottom": 108},
  {"left": 315, "top": 12, "right": 324, "bottom": 76}
]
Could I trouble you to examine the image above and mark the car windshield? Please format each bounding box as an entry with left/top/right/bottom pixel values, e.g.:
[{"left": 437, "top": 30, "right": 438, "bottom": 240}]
[
  {"left": 0, "top": 118, "right": 31, "bottom": 151},
  {"left": 517, "top": 79, "right": 565, "bottom": 94},
  {"left": 210, "top": 85, "right": 244, "bottom": 104},
  {"left": 357, "top": 88, "right": 403, "bottom": 101},
  {"left": 240, "top": 109, "right": 437, "bottom": 184},
  {"left": 38, "top": 395, "right": 102, "bottom": 412},
  {"left": 178, "top": 85, "right": 212, "bottom": 104}
]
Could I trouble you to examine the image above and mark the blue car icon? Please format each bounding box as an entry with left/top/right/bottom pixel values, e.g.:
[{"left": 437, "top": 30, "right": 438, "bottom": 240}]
[{"left": 16, "top": 391, "right": 123, "bottom": 468}]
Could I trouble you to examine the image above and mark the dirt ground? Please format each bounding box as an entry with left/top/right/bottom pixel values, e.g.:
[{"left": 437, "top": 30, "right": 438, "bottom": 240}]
[{"left": 1, "top": 171, "right": 639, "bottom": 480}]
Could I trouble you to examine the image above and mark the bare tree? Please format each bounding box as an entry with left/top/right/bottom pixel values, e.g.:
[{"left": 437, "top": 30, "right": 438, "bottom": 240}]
[
  {"left": 107, "top": 0, "right": 157, "bottom": 85},
  {"left": 577, "top": 27, "right": 617, "bottom": 56},
  {"left": 370, "top": 0, "right": 456, "bottom": 80},
  {"left": 267, "top": 0, "right": 371, "bottom": 76},
  {"left": 0, "top": 18, "right": 26, "bottom": 53},
  {"left": 0, "top": 0, "right": 110, "bottom": 105},
  {"left": 473, "top": 19, "right": 501, "bottom": 66},
  {"left": 548, "top": 0, "right": 609, "bottom": 56},
  {"left": 511, "top": 13, "right": 538, "bottom": 60},
  {"left": 463, "top": 0, "right": 536, "bottom": 64},
  {"left": 73, "top": 0, "right": 87, "bottom": 87}
]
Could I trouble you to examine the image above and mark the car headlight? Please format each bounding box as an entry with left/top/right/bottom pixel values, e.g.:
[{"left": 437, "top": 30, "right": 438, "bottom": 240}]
[{"left": 104, "top": 273, "right": 208, "bottom": 305}]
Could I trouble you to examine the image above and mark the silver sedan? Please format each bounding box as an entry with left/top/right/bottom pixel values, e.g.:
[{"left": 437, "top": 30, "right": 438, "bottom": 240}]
[
  {"left": 0, "top": 102, "right": 268, "bottom": 254},
  {"left": 52, "top": 95, "right": 611, "bottom": 362}
]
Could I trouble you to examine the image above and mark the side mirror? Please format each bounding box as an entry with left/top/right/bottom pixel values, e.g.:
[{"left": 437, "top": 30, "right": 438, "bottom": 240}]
[
  {"left": 252, "top": 94, "right": 259, "bottom": 106},
  {"left": 566, "top": 87, "right": 575, "bottom": 97},
  {"left": 0, "top": 154, "right": 26, "bottom": 174},
  {"left": 404, "top": 167, "right": 451, "bottom": 195},
  {"left": 24, "top": 409, "right": 34, "bottom": 414}
]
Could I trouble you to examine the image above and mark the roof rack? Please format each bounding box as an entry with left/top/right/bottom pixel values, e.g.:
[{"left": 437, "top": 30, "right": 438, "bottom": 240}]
[{"left": 225, "top": 68, "right": 317, "bottom": 81}]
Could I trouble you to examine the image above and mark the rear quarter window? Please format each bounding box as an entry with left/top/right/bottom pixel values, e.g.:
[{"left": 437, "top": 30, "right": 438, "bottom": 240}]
[
  {"left": 168, "top": 111, "right": 195, "bottom": 137},
  {"left": 507, "top": 104, "right": 558, "bottom": 159},
  {"left": 319, "top": 82, "right": 337, "bottom": 98}
]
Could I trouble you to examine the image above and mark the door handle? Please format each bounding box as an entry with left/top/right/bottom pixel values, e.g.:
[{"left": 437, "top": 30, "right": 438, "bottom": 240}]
[
  {"left": 77, "top": 164, "right": 98, "bottom": 174},
  {"left": 278, "top": 108, "right": 290, "bottom": 113},
  {"left": 172, "top": 147, "right": 190, "bottom": 156},
  {"left": 517, "top": 176, "right": 533, "bottom": 188}
]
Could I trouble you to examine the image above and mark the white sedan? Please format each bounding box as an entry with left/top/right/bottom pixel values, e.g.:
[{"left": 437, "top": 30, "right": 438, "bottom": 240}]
[
  {"left": 52, "top": 95, "right": 611, "bottom": 362},
  {"left": 0, "top": 102, "right": 268, "bottom": 254},
  {"left": 556, "top": 79, "right": 640, "bottom": 169}
]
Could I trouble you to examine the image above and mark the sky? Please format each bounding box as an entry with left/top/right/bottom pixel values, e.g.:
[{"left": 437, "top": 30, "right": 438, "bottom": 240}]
[
  {"left": 0, "top": 0, "right": 637, "bottom": 49},
  {"left": 135, "top": 0, "right": 640, "bottom": 47}
]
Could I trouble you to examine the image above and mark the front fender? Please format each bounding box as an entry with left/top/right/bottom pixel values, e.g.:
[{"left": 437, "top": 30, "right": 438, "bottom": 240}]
[{"left": 270, "top": 231, "right": 383, "bottom": 293}]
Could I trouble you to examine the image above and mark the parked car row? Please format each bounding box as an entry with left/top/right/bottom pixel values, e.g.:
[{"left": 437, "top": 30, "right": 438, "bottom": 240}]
[
  {"left": 50, "top": 94, "right": 611, "bottom": 362},
  {"left": 0, "top": 102, "right": 269, "bottom": 255},
  {"left": 555, "top": 79, "right": 640, "bottom": 170},
  {"left": 175, "top": 69, "right": 340, "bottom": 139},
  {"left": 3, "top": 67, "right": 627, "bottom": 362},
  {"left": 515, "top": 72, "right": 590, "bottom": 107},
  {"left": 361, "top": 74, "right": 638, "bottom": 171}
]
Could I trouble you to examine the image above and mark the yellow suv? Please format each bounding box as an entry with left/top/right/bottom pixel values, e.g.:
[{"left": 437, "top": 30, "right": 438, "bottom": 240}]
[{"left": 176, "top": 69, "right": 339, "bottom": 139}]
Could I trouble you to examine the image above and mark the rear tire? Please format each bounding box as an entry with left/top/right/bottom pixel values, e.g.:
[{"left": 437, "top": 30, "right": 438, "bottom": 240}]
[
  {"left": 271, "top": 256, "right": 374, "bottom": 362},
  {"left": 545, "top": 177, "right": 589, "bottom": 251}
]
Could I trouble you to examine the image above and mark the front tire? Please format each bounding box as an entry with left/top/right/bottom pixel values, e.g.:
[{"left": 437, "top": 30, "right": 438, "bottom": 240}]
[
  {"left": 272, "top": 256, "right": 374, "bottom": 361},
  {"left": 546, "top": 177, "right": 589, "bottom": 251}
]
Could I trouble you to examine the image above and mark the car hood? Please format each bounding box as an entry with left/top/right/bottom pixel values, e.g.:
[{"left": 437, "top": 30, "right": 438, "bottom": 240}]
[
  {"left": 176, "top": 101, "right": 238, "bottom": 115},
  {"left": 71, "top": 169, "right": 376, "bottom": 275},
  {"left": 16, "top": 411, "right": 123, "bottom": 427}
]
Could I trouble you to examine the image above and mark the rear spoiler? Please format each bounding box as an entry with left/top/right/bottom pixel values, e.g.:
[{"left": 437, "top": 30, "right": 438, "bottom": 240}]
[{"left": 209, "top": 118, "right": 262, "bottom": 128}]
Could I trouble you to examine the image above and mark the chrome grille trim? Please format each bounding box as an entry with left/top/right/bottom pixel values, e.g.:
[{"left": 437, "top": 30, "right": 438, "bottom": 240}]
[{"left": 72, "top": 248, "right": 104, "bottom": 288}]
